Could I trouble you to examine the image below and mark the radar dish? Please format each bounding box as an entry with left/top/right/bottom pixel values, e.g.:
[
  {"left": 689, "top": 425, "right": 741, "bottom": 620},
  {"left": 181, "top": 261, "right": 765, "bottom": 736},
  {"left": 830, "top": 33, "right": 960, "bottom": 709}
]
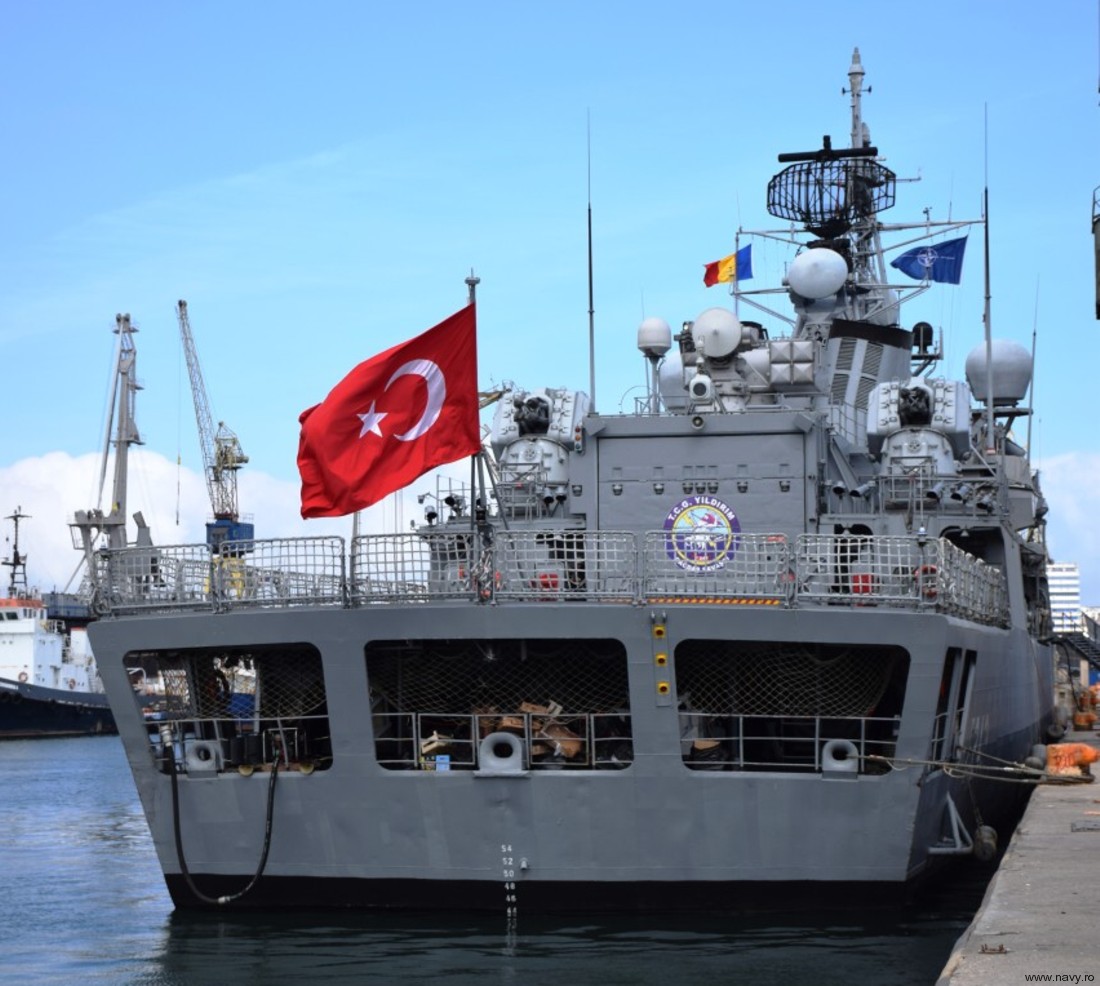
[{"left": 767, "top": 157, "right": 895, "bottom": 238}]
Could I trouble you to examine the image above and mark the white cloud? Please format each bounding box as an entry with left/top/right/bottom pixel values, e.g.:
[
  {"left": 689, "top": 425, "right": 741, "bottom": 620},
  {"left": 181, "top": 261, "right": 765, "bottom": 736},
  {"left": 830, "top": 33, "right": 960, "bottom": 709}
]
[
  {"left": 1037, "top": 451, "right": 1100, "bottom": 604},
  {"left": 1, "top": 449, "right": 461, "bottom": 595}
]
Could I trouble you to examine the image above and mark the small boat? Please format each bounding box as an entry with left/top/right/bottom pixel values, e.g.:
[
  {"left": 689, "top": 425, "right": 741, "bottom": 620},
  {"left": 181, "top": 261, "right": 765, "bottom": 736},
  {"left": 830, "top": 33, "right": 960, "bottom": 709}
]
[{"left": 0, "top": 507, "right": 115, "bottom": 738}]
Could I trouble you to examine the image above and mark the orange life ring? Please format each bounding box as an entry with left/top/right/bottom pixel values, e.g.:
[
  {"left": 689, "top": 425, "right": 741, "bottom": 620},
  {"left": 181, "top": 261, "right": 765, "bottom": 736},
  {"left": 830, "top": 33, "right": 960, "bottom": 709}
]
[
  {"left": 68, "top": 678, "right": 77, "bottom": 690},
  {"left": 914, "top": 564, "right": 938, "bottom": 599},
  {"left": 18, "top": 671, "right": 28, "bottom": 683}
]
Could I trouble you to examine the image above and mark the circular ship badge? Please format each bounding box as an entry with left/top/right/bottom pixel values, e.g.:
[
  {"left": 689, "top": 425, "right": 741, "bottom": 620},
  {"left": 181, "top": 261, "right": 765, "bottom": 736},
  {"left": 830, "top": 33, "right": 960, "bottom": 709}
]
[{"left": 663, "top": 495, "right": 741, "bottom": 572}]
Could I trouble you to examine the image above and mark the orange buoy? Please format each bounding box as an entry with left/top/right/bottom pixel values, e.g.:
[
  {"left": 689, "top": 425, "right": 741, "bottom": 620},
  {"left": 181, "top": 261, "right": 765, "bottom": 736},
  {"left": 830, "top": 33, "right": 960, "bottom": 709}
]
[
  {"left": 1072, "top": 709, "right": 1097, "bottom": 730},
  {"left": 1046, "top": 742, "right": 1100, "bottom": 775}
]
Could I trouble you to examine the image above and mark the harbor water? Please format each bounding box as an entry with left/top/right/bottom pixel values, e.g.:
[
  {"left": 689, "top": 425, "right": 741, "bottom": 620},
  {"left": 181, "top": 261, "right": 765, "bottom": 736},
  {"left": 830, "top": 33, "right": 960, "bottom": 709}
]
[{"left": 2, "top": 736, "right": 993, "bottom": 985}]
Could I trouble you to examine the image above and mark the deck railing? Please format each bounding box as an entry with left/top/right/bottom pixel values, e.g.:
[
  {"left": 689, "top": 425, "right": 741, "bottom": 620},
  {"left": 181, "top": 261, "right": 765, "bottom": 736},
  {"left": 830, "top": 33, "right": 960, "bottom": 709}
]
[
  {"left": 89, "top": 530, "right": 1010, "bottom": 627},
  {"left": 679, "top": 712, "right": 900, "bottom": 773},
  {"left": 372, "top": 711, "right": 633, "bottom": 771}
]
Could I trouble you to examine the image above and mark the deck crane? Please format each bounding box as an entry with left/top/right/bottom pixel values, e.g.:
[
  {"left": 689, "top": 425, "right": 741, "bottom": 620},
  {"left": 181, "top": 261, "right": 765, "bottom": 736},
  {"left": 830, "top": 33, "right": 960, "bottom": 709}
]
[{"left": 177, "top": 300, "right": 254, "bottom": 552}]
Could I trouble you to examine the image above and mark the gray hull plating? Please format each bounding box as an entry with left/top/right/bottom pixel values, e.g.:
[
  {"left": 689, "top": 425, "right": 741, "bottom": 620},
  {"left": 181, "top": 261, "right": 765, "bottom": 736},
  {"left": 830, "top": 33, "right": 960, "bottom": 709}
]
[{"left": 91, "top": 598, "right": 1045, "bottom": 909}]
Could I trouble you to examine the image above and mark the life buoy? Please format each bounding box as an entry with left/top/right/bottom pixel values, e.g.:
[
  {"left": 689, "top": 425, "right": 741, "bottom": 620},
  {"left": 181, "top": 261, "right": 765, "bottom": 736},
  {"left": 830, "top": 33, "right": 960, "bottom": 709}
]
[
  {"left": 914, "top": 564, "right": 938, "bottom": 599},
  {"left": 18, "top": 671, "right": 28, "bottom": 683},
  {"left": 68, "top": 678, "right": 77, "bottom": 690}
]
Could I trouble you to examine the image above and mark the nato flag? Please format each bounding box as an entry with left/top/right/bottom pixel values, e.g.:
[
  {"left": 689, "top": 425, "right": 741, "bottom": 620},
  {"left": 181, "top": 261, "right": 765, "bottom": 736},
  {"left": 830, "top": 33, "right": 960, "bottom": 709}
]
[{"left": 889, "top": 235, "right": 968, "bottom": 284}]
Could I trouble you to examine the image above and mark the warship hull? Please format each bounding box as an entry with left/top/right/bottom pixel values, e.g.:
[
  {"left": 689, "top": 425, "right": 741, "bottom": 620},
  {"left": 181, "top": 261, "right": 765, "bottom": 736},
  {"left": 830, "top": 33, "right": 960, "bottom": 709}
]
[{"left": 90, "top": 584, "right": 1046, "bottom": 911}]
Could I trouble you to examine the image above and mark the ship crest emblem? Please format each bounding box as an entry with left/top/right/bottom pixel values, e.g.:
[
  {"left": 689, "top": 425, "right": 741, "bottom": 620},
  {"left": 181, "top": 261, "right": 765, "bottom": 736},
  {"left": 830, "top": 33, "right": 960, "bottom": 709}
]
[{"left": 663, "top": 495, "right": 741, "bottom": 572}]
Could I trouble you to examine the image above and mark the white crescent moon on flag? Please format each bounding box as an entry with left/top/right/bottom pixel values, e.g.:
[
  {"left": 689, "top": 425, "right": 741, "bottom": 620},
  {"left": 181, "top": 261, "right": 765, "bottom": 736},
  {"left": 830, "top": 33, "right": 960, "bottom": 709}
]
[{"left": 386, "top": 359, "right": 446, "bottom": 441}]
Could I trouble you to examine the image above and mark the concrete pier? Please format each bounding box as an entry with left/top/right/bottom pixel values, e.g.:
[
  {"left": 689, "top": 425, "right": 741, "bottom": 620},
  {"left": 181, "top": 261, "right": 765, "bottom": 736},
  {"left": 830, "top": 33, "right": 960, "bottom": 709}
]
[{"left": 937, "top": 732, "right": 1100, "bottom": 985}]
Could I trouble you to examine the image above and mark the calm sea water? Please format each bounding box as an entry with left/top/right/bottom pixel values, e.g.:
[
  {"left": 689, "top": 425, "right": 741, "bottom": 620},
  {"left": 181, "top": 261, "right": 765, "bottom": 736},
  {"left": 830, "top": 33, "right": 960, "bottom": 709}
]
[{"left": 1, "top": 737, "right": 988, "bottom": 986}]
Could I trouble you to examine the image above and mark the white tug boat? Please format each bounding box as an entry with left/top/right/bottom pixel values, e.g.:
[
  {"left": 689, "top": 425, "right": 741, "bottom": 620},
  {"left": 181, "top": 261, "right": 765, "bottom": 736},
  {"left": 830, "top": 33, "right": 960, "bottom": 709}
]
[{"left": 0, "top": 507, "right": 114, "bottom": 738}]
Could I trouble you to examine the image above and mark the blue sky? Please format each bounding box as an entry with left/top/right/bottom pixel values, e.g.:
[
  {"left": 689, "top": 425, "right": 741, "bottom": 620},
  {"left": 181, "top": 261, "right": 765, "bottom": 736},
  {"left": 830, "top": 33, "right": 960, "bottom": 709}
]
[{"left": 2, "top": 1, "right": 1099, "bottom": 602}]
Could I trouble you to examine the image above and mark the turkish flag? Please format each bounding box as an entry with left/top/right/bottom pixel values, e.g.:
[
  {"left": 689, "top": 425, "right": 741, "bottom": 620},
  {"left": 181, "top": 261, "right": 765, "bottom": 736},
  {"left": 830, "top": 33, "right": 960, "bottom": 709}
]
[{"left": 297, "top": 304, "right": 480, "bottom": 517}]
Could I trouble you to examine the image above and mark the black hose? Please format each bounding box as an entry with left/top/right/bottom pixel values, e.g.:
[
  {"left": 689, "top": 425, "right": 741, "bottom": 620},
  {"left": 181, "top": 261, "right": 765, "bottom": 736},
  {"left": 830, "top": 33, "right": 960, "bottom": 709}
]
[{"left": 167, "top": 743, "right": 279, "bottom": 906}]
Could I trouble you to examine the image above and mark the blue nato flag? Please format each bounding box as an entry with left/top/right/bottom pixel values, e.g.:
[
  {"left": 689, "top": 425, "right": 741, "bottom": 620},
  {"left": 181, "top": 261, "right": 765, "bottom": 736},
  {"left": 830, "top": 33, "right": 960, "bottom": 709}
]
[{"left": 889, "top": 235, "right": 968, "bottom": 284}]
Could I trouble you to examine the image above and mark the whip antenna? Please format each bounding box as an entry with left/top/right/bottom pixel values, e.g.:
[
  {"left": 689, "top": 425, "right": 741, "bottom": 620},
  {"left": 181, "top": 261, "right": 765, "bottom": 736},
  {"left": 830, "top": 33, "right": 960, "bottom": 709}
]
[{"left": 587, "top": 111, "right": 596, "bottom": 411}]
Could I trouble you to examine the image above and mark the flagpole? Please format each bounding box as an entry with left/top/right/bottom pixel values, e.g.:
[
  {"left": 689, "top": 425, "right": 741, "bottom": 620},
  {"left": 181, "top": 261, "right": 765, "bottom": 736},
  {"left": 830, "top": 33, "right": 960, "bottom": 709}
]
[{"left": 466, "top": 269, "right": 481, "bottom": 535}]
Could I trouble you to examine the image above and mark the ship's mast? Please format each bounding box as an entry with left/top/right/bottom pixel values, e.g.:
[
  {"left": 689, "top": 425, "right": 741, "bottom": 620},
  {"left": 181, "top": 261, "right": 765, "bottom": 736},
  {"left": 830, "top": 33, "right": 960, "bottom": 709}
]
[
  {"left": 3, "top": 506, "right": 30, "bottom": 598},
  {"left": 848, "top": 48, "right": 865, "bottom": 151},
  {"left": 843, "top": 47, "right": 889, "bottom": 292}
]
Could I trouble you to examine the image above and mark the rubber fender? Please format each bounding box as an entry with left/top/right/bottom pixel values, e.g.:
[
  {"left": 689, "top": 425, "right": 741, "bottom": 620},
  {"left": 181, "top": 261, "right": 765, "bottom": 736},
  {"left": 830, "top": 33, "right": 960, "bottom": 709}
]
[{"left": 973, "top": 825, "right": 998, "bottom": 863}]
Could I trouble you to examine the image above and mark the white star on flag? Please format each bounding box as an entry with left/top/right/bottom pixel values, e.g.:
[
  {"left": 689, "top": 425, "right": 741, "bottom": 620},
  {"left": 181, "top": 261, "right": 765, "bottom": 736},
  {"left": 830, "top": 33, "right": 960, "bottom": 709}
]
[{"left": 357, "top": 402, "right": 387, "bottom": 438}]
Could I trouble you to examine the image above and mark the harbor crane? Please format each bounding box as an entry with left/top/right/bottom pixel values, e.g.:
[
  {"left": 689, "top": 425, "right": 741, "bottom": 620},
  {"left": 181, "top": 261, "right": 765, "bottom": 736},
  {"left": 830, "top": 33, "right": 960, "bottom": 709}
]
[{"left": 177, "top": 300, "right": 254, "bottom": 552}]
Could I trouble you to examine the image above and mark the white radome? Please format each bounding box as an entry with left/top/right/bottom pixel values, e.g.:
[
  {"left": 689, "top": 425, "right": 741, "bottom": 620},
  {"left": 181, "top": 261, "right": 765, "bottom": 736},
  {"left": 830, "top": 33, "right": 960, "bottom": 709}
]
[
  {"left": 965, "top": 339, "right": 1033, "bottom": 405},
  {"left": 637, "top": 316, "right": 672, "bottom": 357},
  {"left": 788, "top": 248, "right": 848, "bottom": 299},
  {"left": 691, "top": 307, "right": 741, "bottom": 359}
]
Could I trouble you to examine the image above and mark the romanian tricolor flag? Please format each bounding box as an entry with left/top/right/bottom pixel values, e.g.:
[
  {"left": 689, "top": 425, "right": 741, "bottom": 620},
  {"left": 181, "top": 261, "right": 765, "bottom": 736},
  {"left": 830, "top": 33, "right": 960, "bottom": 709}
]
[{"left": 703, "top": 244, "right": 752, "bottom": 287}]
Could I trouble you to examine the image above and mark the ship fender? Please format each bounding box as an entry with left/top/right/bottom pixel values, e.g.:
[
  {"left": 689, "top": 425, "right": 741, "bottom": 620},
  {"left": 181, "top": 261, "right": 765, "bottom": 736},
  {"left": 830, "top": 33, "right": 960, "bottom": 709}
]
[
  {"left": 973, "top": 825, "right": 998, "bottom": 862},
  {"left": 821, "top": 739, "right": 860, "bottom": 774},
  {"left": 477, "top": 732, "right": 525, "bottom": 774},
  {"left": 1024, "top": 744, "right": 1047, "bottom": 771}
]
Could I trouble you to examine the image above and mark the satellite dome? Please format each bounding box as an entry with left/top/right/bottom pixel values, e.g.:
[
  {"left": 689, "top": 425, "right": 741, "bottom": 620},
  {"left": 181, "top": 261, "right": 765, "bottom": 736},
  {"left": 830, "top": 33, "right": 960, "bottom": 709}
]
[
  {"left": 788, "top": 248, "right": 848, "bottom": 299},
  {"left": 965, "top": 339, "right": 1032, "bottom": 405},
  {"left": 637, "top": 316, "right": 672, "bottom": 357},
  {"left": 691, "top": 307, "right": 741, "bottom": 359}
]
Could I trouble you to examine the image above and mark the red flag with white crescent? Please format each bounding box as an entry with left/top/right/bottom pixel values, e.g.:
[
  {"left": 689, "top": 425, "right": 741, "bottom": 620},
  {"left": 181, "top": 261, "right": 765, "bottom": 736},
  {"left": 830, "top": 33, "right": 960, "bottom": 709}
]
[{"left": 297, "top": 304, "right": 480, "bottom": 517}]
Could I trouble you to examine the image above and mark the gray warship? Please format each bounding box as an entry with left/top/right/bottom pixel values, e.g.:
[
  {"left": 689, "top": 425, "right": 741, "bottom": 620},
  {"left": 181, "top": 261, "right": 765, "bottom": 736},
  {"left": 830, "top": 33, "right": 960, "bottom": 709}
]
[{"left": 86, "top": 49, "right": 1054, "bottom": 911}]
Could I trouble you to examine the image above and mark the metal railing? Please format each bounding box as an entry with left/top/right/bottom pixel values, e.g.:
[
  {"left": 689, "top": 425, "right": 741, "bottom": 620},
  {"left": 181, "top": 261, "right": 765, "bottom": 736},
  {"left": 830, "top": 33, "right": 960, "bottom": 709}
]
[
  {"left": 91, "top": 537, "right": 346, "bottom": 614},
  {"left": 373, "top": 711, "right": 633, "bottom": 770},
  {"left": 643, "top": 531, "right": 790, "bottom": 600},
  {"left": 494, "top": 530, "right": 637, "bottom": 601},
  {"left": 148, "top": 714, "right": 332, "bottom": 774},
  {"left": 91, "top": 531, "right": 1009, "bottom": 626},
  {"left": 679, "top": 712, "right": 899, "bottom": 773},
  {"left": 794, "top": 534, "right": 1008, "bottom": 625}
]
